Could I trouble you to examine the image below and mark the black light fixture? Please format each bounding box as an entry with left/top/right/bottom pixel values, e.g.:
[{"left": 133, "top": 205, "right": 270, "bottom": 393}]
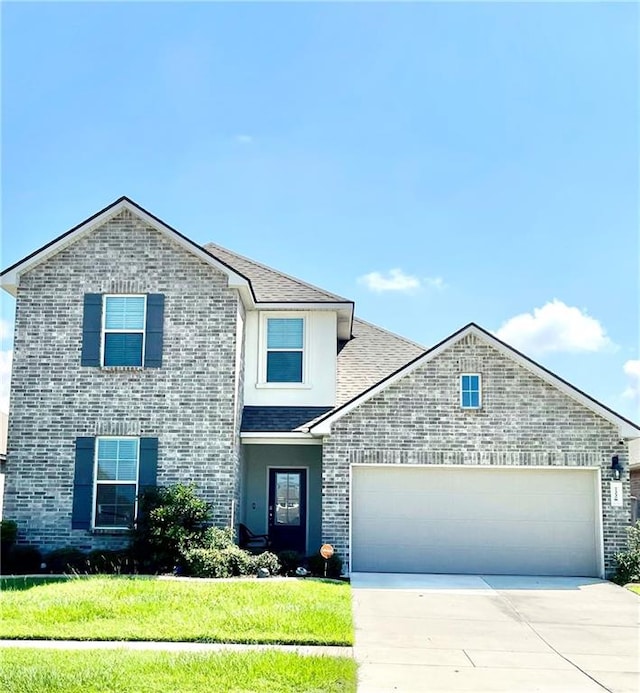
[{"left": 611, "top": 455, "right": 623, "bottom": 480}]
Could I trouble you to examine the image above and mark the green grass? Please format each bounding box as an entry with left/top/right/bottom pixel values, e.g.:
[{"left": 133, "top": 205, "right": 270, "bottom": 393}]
[
  {"left": 0, "top": 576, "right": 353, "bottom": 645},
  {"left": 627, "top": 584, "right": 640, "bottom": 595},
  {"left": 0, "top": 648, "right": 357, "bottom": 693}
]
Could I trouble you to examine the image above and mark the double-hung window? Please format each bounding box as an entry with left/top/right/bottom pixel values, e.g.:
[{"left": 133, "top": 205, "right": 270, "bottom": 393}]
[
  {"left": 460, "top": 374, "right": 482, "bottom": 409},
  {"left": 94, "top": 438, "right": 139, "bottom": 529},
  {"left": 103, "top": 295, "right": 146, "bottom": 366},
  {"left": 266, "top": 317, "right": 304, "bottom": 383}
]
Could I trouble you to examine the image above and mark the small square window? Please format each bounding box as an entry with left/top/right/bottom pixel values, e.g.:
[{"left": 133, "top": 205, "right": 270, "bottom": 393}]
[{"left": 460, "top": 374, "right": 481, "bottom": 409}]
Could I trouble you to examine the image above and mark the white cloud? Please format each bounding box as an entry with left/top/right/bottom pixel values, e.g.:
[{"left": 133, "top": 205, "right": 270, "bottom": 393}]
[
  {"left": 622, "top": 359, "right": 640, "bottom": 402},
  {"left": 358, "top": 268, "right": 421, "bottom": 293},
  {"left": 0, "top": 348, "right": 12, "bottom": 414},
  {"left": 234, "top": 134, "right": 253, "bottom": 144},
  {"left": 495, "top": 299, "right": 614, "bottom": 355}
]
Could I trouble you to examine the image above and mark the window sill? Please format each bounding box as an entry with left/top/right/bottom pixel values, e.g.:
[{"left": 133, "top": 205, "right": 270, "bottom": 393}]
[
  {"left": 255, "top": 382, "right": 313, "bottom": 390},
  {"left": 91, "top": 528, "right": 131, "bottom": 535},
  {"left": 100, "top": 366, "right": 145, "bottom": 372}
]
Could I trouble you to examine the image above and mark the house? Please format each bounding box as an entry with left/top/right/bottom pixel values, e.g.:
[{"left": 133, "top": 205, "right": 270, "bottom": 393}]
[{"left": 1, "top": 197, "right": 638, "bottom": 578}]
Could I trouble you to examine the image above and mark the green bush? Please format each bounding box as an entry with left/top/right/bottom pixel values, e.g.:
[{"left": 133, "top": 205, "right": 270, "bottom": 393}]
[
  {"left": 278, "top": 550, "right": 304, "bottom": 576},
  {"left": 203, "top": 525, "right": 235, "bottom": 550},
  {"left": 614, "top": 521, "right": 640, "bottom": 585},
  {"left": 1, "top": 520, "right": 18, "bottom": 567},
  {"left": 45, "top": 547, "right": 87, "bottom": 574},
  {"left": 250, "top": 551, "right": 281, "bottom": 576},
  {"left": 182, "top": 545, "right": 251, "bottom": 578},
  {"left": 3, "top": 545, "right": 42, "bottom": 575},
  {"left": 130, "top": 483, "right": 211, "bottom": 572},
  {"left": 0, "top": 520, "right": 18, "bottom": 545},
  {"left": 307, "top": 551, "right": 343, "bottom": 578}
]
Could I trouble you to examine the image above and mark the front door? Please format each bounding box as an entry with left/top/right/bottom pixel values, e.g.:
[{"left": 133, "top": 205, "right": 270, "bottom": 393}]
[{"left": 268, "top": 468, "right": 307, "bottom": 554}]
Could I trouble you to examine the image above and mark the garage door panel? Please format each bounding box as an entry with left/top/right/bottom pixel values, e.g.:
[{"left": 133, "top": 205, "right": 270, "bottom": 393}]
[{"left": 351, "top": 466, "right": 599, "bottom": 577}]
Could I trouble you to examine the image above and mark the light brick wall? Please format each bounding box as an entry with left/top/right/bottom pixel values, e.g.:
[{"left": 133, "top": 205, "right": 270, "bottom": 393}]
[
  {"left": 5, "top": 210, "right": 242, "bottom": 553},
  {"left": 322, "top": 333, "right": 629, "bottom": 576}
]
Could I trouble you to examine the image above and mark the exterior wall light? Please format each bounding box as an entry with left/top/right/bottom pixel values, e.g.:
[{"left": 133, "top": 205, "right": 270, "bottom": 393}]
[{"left": 611, "top": 455, "right": 623, "bottom": 480}]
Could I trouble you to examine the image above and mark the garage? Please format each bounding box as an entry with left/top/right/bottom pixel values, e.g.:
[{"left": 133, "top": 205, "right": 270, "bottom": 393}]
[{"left": 351, "top": 465, "right": 601, "bottom": 577}]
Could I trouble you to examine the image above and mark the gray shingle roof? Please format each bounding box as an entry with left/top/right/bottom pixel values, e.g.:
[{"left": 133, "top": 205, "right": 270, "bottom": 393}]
[
  {"left": 204, "top": 243, "right": 351, "bottom": 303},
  {"left": 241, "top": 406, "right": 333, "bottom": 432},
  {"left": 335, "top": 318, "right": 426, "bottom": 407}
]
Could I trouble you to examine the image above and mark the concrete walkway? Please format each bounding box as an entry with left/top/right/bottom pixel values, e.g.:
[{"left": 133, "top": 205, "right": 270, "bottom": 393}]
[
  {"left": 351, "top": 573, "right": 640, "bottom": 693},
  {"left": 0, "top": 639, "right": 352, "bottom": 657}
]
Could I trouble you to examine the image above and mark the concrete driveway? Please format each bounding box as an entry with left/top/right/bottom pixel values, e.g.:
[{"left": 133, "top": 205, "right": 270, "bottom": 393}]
[{"left": 351, "top": 573, "right": 639, "bottom": 693}]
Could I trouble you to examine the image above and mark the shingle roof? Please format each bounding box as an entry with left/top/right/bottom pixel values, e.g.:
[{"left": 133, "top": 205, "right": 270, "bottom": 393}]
[
  {"left": 336, "top": 318, "right": 426, "bottom": 407},
  {"left": 204, "top": 243, "right": 351, "bottom": 303},
  {"left": 241, "top": 406, "right": 333, "bottom": 432}
]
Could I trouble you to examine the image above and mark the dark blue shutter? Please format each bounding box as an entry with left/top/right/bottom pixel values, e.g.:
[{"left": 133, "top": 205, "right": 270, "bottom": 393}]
[
  {"left": 72, "top": 437, "right": 95, "bottom": 529},
  {"left": 81, "top": 294, "right": 102, "bottom": 366},
  {"left": 144, "top": 294, "right": 165, "bottom": 368},
  {"left": 138, "top": 437, "right": 158, "bottom": 498}
]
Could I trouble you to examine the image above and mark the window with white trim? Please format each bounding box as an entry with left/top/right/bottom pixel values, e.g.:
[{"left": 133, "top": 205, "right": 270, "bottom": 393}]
[
  {"left": 94, "top": 438, "right": 139, "bottom": 528},
  {"left": 460, "top": 374, "right": 481, "bottom": 409},
  {"left": 266, "top": 317, "right": 304, "bottom": 383},
  {"left": 103, "top": 295, "right": 146, "bottom": 366}
]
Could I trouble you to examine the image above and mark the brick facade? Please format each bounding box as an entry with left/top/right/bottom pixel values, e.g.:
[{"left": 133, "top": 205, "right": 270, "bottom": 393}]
[
  {"left": 321, "top": 333, "right": 630, "bottom": 576},
  {"left": 5, "top": 209, "right": 243, "bottom": 552}
]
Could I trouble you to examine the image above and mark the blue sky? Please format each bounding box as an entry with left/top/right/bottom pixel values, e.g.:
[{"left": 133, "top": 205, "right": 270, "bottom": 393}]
[{"left": 1, "top": 1, "right": 638, "bottom": 420}]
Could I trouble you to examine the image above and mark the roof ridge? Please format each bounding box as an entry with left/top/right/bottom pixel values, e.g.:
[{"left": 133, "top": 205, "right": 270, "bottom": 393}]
[
  {"left": 353, "top": 315, "right": 428, "bottom": 352},
  {"left": 204, "top": 241, "right": 351, "bottom": 303}
]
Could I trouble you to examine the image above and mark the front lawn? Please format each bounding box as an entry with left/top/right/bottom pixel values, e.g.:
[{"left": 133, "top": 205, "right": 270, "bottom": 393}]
[
  {"left": 0, "top": 576, "right": 353, "bottom": 645},
  {"left": 0, "top": 648, "right": 357, "bottom": 693},
  {"left": 627, "top": 584, "right": 640, "bottom": 595}
]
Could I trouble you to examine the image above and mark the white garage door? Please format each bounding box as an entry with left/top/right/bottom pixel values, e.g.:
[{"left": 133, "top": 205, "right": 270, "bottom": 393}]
[{"left": 351, "top": 466, "right": 600, "bottom": 577}]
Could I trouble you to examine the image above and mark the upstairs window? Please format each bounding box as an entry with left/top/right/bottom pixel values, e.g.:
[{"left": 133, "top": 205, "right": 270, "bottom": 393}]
[
  {"left": 81, "top": 293, "right": 164, "bottom": 368},
  {"left": 266, "top": 317, "right": 304, "bottom": 383},
  {"left": 460, "top": 374, "right": 482, "bottom": 409},
  {"left": 94, "top": 438, "right": 139, "bottom": 529},
  {"left": 103, "top": 295, "right": 146, "bottom": 366}
]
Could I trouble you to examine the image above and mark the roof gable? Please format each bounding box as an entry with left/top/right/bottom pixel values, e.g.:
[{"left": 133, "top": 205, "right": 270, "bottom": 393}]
[
  {"left": 309, "top": 323, "right": 640, "bottom": 438},
  {"left": 0, "top": 197, "right": 254, "bottom": 302}
]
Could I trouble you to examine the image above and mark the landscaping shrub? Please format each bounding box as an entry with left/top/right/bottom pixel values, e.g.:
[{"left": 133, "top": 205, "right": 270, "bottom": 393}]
[
  {"left": 203, "top": 525, "right": 235, "bottom": 549},
  {"left": 3, "top": 545, "right": 43, "bottom": 575},
  {"left": 0, "top": 520, "right": 18, "bottom": 567},
  {"left": 250, "top": 551, "right": 281, "bottom": 576},
  {"left": 307, "top": 551, "right": 343, "bottom": 579},
  {"left": 614, "top": 521, "right": 640, "bottom": 585},
  {"left": 277, "top": 550, "right": 303, "bottom": 576},
  {"left": 130, "top": 483, "right": 211, "bottom": 572},
  {"left": 45, "top": 547, "right": 88, "bottom": 574},
  {"left": 183, "top": 546, "right": 249, "bottom": 578},
  {"left": 182, "top": 546, "right": 280, "bottom": 578}
]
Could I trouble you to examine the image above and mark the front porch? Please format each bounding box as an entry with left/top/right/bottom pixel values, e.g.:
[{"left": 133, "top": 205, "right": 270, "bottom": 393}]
[{"left": 240, "top": 443, "right": 323, "bottom": 556}]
